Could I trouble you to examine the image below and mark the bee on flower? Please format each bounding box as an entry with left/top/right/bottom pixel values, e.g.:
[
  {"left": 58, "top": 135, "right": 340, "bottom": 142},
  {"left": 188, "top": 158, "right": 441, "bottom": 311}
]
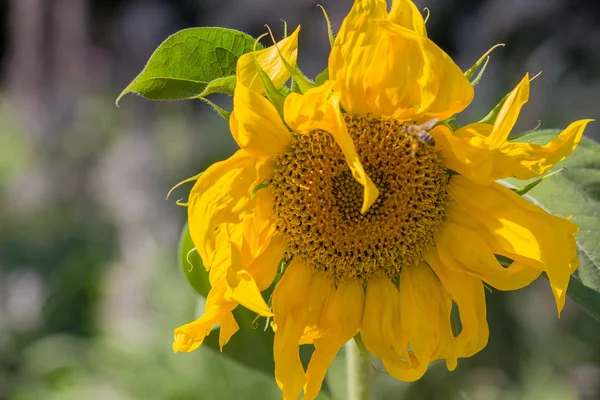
[{"left": 170, "top": 0, "right": 592, "bottom": 399}]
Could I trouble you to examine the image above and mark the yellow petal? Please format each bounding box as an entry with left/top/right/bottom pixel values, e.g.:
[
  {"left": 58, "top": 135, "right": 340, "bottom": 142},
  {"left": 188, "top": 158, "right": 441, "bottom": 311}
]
[
  {"left": 272, "top": 259, "right": 313, "bottom": 313},
  {"left": 272, "top": 260, "right": 313, "bottom": 399},
  {"left": 430, "top": 76, "right": 529, "bottom": 184},
  {"left": 397, "top": 262, "right": 454, "bottom": 381},
  {"left": 223, "top": 193, "right": 284, "bottom": 315},
  {"left": 399, "top": 263, "right": 433, "bottom": 365},
  {"left": 274, "top": 316, "right": 307, "bottom": 400},
  {"left": 424, "top": 248, "right": 489, "bottom": 359},
  {"left": 173, "top": 310, "right": 222, "bottom": 353},
  {"left": 431, "top": 74, "right": 591, "bottom": 184},
  {"left": 300, "top": 272, "right": 336, "bottom": 345},
  {"left": 174, "top": 225, "right": 248, "bottom": 353},
  {"left": 362, "top": 277, "right": 440, "bottom": 382},
  {"left": 284, "top": 81, "right": 379, "bottom": 213},
  {"left": 388, "top": 0, "right": 427, "bottom": 36},
  {"left": 236, "top": 26, "right": 300, "bottom": 94},
  {"left": 200, "top": 221, "right": 239, "bottom": 277},
  {"left": 361, "top": 278, "right": 409, "bottom": 365},
  {"left": 445, "top": 202, "right": 543, "bottom": 289},
  {"left": 187, "top": 151, "right": 269, "bottom": 271},
  {"left": 240, "top": 187, "right": 278, "bottom": 260},
  {"left": 453, "top": 122, "right": 494, "bottom": 139},
  {"left": 217, "top": 310, "right": 240, "bottom": 351},
  {"left": 381, "top": 353, "right": 429, "bottom": 382},
  {"left": 173, "top": 281, "right": 238, "bottom": 353},
  {"left": 225, "top": 268, "right": 272, "bottom": 316},
  {"left": 431, "top": 124, "right": 491, "bottom": 185},
  {"left": 177, "top": 159, "right": 279, "bottom": 354},
  {"left": 230, "top": 83, "right": 291, "bottom": 158},
  {"left": 485, "top": 74, "right": 530, "bottom": 149},
  {"left": 435, "top": 221, "right": 542, "bottom": 291},
  {"left": 329, "top": 1, "right": 472, "bottom": 120},
  {"left": 246, "top": 234, "right": 286, "bottom": 290},
  {"left": 304, "top": 279, "right": 364, "bottom": 399},
  {"left": 493, "top": 119, "right": 593, "bottom": 180},
  {"left": 449, "top": 176, "right": 579, "bottom": 314}
]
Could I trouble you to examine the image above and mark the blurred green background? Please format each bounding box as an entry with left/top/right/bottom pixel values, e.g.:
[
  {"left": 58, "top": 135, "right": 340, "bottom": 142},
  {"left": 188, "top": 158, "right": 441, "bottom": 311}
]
[{"left": 1, "top": 0, "right": 599, "bottom": 399}]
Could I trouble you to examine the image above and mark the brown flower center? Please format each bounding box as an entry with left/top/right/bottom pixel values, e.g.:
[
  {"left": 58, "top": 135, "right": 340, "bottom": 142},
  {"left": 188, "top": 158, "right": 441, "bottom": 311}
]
[{"left": 271, "top": 115, "right": 449, "bottom": 282}]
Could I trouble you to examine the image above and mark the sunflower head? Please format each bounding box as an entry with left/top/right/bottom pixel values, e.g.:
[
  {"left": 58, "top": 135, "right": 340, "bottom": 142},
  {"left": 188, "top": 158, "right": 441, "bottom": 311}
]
[{"left": 172, "top": 0, "right": 592, "bottom": 399}]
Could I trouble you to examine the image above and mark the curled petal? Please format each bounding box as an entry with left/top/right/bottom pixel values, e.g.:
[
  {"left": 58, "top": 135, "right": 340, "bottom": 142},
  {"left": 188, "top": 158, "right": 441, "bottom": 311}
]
[
  {"left": 493, "top": 119, "right": 592, "bottom": 180},
  {"left": 245, "top": 234, "right": 286, "bottom": 290},
  {"left": 284, "top": 81, "right": 379, "bottom": 213},
  {"left": 435, "top": 221, "right": 542, "bottom": 291},
  {"left": 236, "top": 26, "right": 300, "bottom": 93},
  {"left": 173, "top": 276, "right": 238, "bottom": 353},
  {"left": 329, "top": 0, "right": 472, "bottom": 120},
  {"left": 224, "top": 191, "right": 284, "bottom": 315},
  {"left": 272, "top": 260, "right": 314, "bottom": 399},
  {"left": 431, "top": 75, "right": 592, "bottom": 184},
  {"left": 231, "top": 84, "right": 291, "bottom": 158},
  {"left": 173, "top": 220, "right": 251, "bottom": 353},
  {"left": 300, "top": 272, "right": 336, "bottom": 345},
  {"left": 240, "top": 188, "right": 278, "bottom": 260},
  {"left": 424, "top": 249, "right": 489, "bottom": 360},
  {"left": 398, "top": 262, "right": 454, "bottom": 380},
  {"left": 449, "top": 176, "right": 579, "bottom": 313},
  {"left": 361, "top": 278, "right": 411, "bottom": 371},
  {"left": 445, "top": 202, "right": 542, "bottom": 289},
  {"left": 304, "top": 279, "right": 364, "bottom": 399},
  {"left": 177, "top": 182, "right": 282, "bottom": 353},
  {"left": 187, "top": 151, "right": 272, "bottom": 271},
  {"left": 388, "top": 0, "right": 427, "bottom": 36},
  {"left": 225, "top": 268, "right": 272, "bottom": 317},
  {"left": 485, "top": 74, "right": 530, "bottom": 149}
]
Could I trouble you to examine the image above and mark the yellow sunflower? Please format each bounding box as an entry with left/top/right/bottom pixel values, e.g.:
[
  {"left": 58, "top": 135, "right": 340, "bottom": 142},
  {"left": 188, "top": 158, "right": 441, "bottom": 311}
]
[{"left": 173, "top": 0, "right": 592, "bottom": 398}]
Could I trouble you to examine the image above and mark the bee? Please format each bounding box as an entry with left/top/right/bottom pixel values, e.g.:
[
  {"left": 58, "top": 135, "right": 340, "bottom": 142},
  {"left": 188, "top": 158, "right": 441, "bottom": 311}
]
[{"left": 404, "top": 118, "right": 439, "bottom": 146}]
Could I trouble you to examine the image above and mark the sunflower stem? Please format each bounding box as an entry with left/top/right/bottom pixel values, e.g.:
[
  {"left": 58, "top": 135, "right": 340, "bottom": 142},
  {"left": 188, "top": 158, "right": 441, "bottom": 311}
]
[{"left": 346, "top": 340, "right": 372, "bottom": 400}]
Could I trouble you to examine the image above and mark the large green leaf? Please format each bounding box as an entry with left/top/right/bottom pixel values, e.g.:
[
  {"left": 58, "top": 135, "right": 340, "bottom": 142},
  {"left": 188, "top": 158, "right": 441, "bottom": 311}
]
[
  {"left": 504, "top": 130, "right": 600, "bottom": 322},
  {"left": 177, "top": 224, "right": 276, "bottom": 375},
  {"left": 117, "top": 28, "right": 258, "bottom": 103}
]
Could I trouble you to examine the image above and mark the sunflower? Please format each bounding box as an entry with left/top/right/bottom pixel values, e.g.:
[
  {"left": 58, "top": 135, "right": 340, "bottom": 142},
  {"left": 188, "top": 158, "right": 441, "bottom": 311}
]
[{"left": 172, "top": 0, "right": 592, "bottom": 398}]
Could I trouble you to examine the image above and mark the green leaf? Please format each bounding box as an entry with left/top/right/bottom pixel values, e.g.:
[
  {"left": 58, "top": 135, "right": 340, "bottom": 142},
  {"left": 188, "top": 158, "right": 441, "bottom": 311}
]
[
  {"left": 177, "top": 224, "right": 277, "bottom": 374},
  {"left": 502, "top": 130, "right": 600, "bottom": 322},
  {"left": 198, "top": 76, "right": 236, "bottom": 97},
  {"left": 117, "top": 28, "right": 258, "bottom": 103}
]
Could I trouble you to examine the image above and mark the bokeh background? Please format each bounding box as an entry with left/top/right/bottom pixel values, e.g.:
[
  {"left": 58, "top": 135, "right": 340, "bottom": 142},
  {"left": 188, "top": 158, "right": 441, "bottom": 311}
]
[{"left": 1, "top": 0, "right": 599, "bottom": 399}]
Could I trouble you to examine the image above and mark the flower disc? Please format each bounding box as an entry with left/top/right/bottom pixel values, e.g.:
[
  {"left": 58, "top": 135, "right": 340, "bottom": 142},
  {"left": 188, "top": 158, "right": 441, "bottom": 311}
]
[{"left": 272, "top": 115, "right": 450, "bottom": 281}]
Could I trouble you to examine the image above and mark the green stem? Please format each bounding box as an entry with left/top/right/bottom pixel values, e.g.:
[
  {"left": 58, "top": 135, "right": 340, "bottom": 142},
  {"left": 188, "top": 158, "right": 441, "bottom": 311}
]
[{"left": 346, "top": 340, "right": 372, "bottom": 400}]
